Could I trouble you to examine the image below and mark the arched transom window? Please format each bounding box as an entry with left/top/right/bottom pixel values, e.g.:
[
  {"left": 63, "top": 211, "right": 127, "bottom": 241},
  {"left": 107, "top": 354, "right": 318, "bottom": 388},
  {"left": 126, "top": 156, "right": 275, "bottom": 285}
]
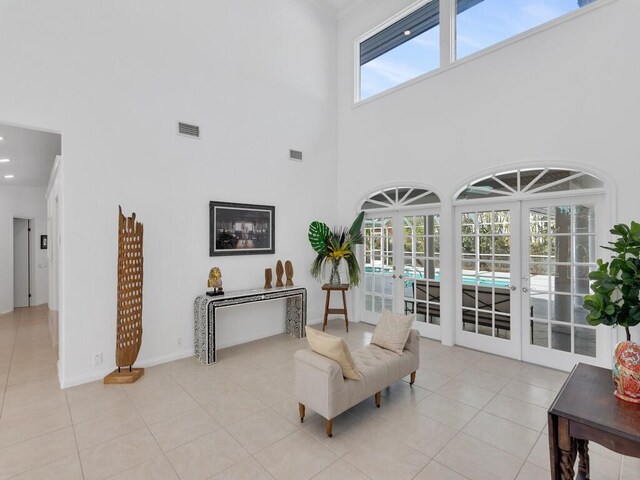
[
  {"left": 361, "top": 186, "right": 440, "bottom": 211},
  {"left": 456, "top": 168, "right": 605, "bottom": 201}
]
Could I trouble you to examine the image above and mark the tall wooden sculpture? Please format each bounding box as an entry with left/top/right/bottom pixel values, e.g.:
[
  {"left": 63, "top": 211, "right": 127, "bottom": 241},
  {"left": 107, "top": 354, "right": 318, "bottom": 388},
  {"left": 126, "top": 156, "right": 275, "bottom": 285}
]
[{"left": 104, "top": 207, "right": 145, "bottom": 384}]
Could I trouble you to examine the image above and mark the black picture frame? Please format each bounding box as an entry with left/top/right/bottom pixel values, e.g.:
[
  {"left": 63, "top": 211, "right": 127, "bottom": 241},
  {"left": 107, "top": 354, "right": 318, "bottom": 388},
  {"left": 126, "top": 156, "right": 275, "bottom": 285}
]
[
  {"left": 209, "top": 201, "right": 275, "bottom": 256},
  {"left": 40, "top": 235, "right": 48, "bottom": 249}
]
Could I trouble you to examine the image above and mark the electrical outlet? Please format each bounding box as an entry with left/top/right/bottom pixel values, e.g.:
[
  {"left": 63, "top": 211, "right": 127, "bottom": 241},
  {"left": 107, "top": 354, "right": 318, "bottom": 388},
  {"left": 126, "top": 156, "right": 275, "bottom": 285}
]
[
  {"left": 94, "top": 352, "right": 103, "bottom": 366},
  {"left": 177, "top": 337, "right": 183, "bottom": 346}
]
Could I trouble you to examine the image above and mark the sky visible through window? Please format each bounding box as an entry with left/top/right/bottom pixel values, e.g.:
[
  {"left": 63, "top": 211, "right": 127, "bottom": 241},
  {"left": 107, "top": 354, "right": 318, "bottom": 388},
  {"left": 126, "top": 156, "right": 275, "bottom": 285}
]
[{"left": 360, "top": 0, "right": 588, "bottom": 100}]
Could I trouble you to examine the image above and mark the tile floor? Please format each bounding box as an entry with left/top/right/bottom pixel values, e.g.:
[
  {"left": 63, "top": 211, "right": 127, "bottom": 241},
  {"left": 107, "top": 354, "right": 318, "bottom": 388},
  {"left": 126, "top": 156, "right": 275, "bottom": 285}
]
[{"left": 0, "top": 306, "right": 638, "bottom": 479}]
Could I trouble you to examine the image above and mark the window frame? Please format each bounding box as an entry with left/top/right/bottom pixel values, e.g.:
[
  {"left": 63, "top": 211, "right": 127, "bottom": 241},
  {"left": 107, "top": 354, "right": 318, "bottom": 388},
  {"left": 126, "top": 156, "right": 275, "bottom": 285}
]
[{"left": 354, "top": 0, "right": 614, "bottom": 104}]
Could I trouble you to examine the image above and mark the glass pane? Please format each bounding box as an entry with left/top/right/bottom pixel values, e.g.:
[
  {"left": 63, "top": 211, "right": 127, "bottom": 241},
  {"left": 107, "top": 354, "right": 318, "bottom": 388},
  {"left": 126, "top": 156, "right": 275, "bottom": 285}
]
[
  {"left": 573, "top": 296, "right": 589, "bottom": 325},
  {"left": 462, "top": 286, "right": 477, "bottom": 309},
  {"left": 456, "top": 1, "right": 594, "bottom": 59},
  {"left": 554, "top": 206, "right": 572, "bottom": 234},
  {"left": 415, "top": 280, "right": 428, "bottom": 302},
  {"left": 495, "top": 314, "right": 510, "bottom": 340},
  {"left": 531, "top": 321, "right": 549, "bottom": 348},
  {"left": 462, "top": 311, "right": 476, "bottom": 332},
  {"left": 360, "top": 1, "right": 440, "bottom": 100},
  {"left": 550, "top": 294, "right": 571, "bottom": 322},
  {"left": 462, "top": 237, "right": 476, "bottom": 255},
  {"left": 574, "top": 327, "right": 596, "bottom": 357},
  {"left": 530, "top": 236, "right": 549, "bottom": 263},
  {"left": 574, "top": 235, "right": 595, "bottom": 263},
  {"left": 404, "top": 280, "right": 415, "bottom": 299},
  {"left": 574, "top": 205, "right": 595, "bottom": 233},
  {"left": 428, "top": 215, "right": 440, "bottom": 236},
  {"left": 374, "top": 296, "right": 383, "bottom": 313},
  {"left": 494, "top": 236, "right": 510, "bottom": 258},
  {"left": 551, "top": 324, "right": 572, "bottom": 353},
  {"left": 530, "top": 208, "right": 550, "bottom": 235},
  {"left": 552, "top": 265, "right": 572, "bottom": 293},
  {"left": 551, "top": 236, "right": 571, "bottom": 263},
  {"left": 365, "top": 294, "right": 373, "bottom": 312},
  {"left": 574, "top": 266, "right": 592, "bottom": 295},
  {"left": 494, "top": 210, "right": 510, "bottom": 233},
  {"left": 479, "top": 237, "right": 492, "bottom": 258},
  {"left": 530, "top": 265, "right": 550, "bottom": 292},
  {"left": 477, "top": 286, "right": 493, "bottom": 311},
  {"left": 530, "top": 292, "right": 549, "bottom": 321},
  {"left": 365, "top": 275, "right": 373, "bottom": 293},
  {"left": 383, "top": 297, "right": 393, "bottom": 311},
  {"left": 404, "top": 300, "right": 415, "bottom": 315}
]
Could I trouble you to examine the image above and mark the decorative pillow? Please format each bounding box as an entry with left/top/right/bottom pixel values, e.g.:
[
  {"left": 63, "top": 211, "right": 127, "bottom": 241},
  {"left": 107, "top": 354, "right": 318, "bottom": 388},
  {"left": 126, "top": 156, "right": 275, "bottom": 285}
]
[
  {"left": 371, "top": 310, "right": 415, "bottom": 355},
  {"left": 305, "top": 327, "right": 360, "bottom": 380}
]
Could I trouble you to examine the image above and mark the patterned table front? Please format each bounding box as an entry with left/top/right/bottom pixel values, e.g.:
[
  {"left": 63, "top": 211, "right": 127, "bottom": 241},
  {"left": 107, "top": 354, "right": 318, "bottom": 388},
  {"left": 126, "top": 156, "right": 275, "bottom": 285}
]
[{"left": 194, "top": 286, "right": 307, "bottom": 365}]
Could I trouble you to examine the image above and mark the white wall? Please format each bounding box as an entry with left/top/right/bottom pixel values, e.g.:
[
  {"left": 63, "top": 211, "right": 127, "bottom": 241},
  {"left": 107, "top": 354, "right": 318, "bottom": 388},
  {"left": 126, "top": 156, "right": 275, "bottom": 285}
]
[
  {"left": 0, "top": 187, "right": 49, "bottom": 313},
  {"left": 337, "top": 0, "right": 640, "bottom": 343},
  {"left": 0, "top": 0, "right": 338, "bottom": 386}
]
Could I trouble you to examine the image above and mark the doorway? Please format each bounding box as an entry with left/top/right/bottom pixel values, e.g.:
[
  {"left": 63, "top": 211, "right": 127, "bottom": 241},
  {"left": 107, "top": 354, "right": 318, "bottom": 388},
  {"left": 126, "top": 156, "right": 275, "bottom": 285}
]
[
  {"left": 360, "top": 186, "right": 442, "bottom": 340},
  {"left": 454, "top": 168, "right": 610, "bottom": 370},
  {"left": 13, "top": 218, "right": 32, "bottom": 308}
]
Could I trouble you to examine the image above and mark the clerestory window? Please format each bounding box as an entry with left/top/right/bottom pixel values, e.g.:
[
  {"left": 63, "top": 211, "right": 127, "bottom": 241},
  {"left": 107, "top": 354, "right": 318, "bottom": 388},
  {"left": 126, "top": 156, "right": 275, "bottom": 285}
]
[{"left": 358, "top": 0, "right": 601, "bottom": 101}]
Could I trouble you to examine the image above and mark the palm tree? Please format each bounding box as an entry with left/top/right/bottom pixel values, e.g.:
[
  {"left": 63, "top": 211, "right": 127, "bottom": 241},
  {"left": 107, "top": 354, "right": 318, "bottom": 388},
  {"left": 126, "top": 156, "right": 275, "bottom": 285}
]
[{"left": 308, "top": 212, "right": 365, "bottom": 286}]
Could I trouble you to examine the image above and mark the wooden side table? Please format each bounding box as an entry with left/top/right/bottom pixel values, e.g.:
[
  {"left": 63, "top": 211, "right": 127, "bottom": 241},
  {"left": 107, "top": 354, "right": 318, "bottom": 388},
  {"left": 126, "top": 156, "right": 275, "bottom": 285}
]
[
  {"left": 321, "top": 284, "right": 349, "bottom": 332},
  {"left": 548, "top": 363, "right": 640, "bottom": 479}
]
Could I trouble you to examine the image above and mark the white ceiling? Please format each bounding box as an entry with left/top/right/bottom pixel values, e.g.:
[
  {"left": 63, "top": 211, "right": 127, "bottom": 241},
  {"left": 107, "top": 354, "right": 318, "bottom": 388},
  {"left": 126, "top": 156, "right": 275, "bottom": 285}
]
[
  {"left": 316, "top": 0, "right": 368, "bottom": 17},
  {"left": 0, "top": 124, "right": 61, "bottom": 188}
]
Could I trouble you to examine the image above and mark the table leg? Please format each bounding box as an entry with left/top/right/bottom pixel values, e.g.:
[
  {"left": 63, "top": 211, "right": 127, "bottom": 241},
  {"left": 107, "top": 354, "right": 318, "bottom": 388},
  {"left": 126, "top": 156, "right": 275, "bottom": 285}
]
[
  {"left": 285, "top": 294, "right": 305, "bottom": 338},
  {"left": 549, "top": 413, "right": 561, "bottom": 479},
  {"left": 558, "top": 417, "right": 575, "bottom": 480},
  {"left": 322, "top": 291, "right": 330, "bottom": 331},
  {"left": 341, "top": 288, "right": 349, "bottom": 332},
  {"left": 577, "top": 439, "right": 590, "bottom": 479}
]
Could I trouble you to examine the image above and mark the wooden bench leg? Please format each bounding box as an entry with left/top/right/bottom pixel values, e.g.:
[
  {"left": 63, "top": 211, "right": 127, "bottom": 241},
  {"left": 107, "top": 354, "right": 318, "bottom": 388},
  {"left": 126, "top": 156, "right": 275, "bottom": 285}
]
[
  {"left": 375, "top": 391, "right": 381, "bottom": 408},
  {"left": 325, "top": 419, "right": 333, "bottom": 437},
  {"left": 299, "top": 403, "right": 305, "bottom": 423},
  {"left": 410, "top": 371, "right": 416, "bottom": 386}
]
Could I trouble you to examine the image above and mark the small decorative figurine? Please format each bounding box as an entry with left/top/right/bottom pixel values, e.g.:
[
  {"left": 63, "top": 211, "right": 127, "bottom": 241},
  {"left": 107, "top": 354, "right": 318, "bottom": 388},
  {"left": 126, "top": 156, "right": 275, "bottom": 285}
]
[
  {"left": 276, "top": 260, "right": 284, "bottom": 287},
  {"left": 264, "top": 268, "right": 273, "bottom": 289},
  {"left": 207, "top": 267, "right": 224, "bottom": 296},
  {"left": 285, "top": 260, "right": 294, "bottom": 287}
]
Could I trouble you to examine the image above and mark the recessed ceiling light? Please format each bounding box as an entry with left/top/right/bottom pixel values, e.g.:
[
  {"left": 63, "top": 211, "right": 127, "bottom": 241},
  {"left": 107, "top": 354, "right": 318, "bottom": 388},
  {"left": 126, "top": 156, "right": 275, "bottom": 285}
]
[
  {"left": 0, "top": 136, "right": 4, "bottom": 141},
  {"left": 404, "top": 30, "right": 411, "bottom": 36},
  {"left": 0, "top": 158, "right": 10, "bottom": 163},
  {"left": 4, "top": 174, "right": 14, "bottom": 179}
]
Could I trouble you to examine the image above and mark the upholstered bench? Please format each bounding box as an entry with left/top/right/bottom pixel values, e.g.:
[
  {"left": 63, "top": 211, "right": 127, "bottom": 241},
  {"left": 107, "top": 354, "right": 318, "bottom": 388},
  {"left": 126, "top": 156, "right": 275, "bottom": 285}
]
[{"left": 295, "top": 328, "right": 420, "bottom": 437}]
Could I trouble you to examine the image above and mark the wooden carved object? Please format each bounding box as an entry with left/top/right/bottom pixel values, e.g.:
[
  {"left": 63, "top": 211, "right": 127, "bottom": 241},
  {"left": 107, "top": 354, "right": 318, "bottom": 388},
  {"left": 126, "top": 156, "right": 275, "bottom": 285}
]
[
  {"left": 104, "top": 206, "right": 145, "bottom": 384},
  {"left": 276, "top": 260, "right": 284, "bottom": 287},
  {"left": 285, "top": 260, "right": 294, "bottom": 287},
  {"left": 264, "top": 268, "right": 273, "bottom": 289}
]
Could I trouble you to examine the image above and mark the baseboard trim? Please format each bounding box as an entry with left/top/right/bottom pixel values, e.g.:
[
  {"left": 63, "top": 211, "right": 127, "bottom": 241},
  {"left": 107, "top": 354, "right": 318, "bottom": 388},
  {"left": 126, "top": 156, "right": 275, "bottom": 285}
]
[{"left": 60, "top": 348, "right": 195, "bottom": 388}]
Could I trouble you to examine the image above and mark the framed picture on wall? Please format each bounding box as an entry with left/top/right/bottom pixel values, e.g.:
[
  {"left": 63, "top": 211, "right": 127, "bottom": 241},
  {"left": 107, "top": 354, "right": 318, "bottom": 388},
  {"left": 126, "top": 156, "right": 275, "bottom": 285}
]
[
  {"left": 209, "top": 201, "right": 275, "bottom": 256},
  {"left": 40, "top": 235, "right": 48, "bottom": 249}
]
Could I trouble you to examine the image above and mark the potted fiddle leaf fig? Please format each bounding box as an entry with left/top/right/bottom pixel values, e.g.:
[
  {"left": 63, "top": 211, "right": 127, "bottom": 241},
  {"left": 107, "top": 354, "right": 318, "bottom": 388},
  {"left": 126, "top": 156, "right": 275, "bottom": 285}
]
[
  {"left": 308, "top": 212, "right": 365, "bottom": 287},
  {"left": 583, "top": 221, "right": 640, "bottom": 403}
]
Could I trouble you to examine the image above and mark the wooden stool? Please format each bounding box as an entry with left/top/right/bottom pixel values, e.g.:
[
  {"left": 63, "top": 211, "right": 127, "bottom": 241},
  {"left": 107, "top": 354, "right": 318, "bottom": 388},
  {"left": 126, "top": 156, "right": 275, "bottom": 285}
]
[{"left": 322, "top": 284, "right": 349, "bottom": 332}]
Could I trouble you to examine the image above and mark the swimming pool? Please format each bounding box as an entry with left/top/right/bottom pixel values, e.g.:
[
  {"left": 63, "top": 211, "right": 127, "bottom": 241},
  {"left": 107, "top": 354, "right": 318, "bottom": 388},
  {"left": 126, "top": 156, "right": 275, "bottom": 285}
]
[{"left": 364, "top": 266, "right": 511, "bottom": 288}]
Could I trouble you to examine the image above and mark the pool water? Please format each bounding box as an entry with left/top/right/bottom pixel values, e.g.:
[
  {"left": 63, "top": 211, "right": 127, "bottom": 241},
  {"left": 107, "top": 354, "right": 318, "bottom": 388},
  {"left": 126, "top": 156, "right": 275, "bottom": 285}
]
[{"left": 364, "top": 266, "right": 510, "bottom": 288}]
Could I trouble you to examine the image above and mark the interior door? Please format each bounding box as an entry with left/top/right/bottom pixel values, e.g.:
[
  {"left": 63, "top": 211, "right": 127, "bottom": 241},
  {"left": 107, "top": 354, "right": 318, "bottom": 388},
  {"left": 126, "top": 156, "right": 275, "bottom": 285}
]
[
  {"left": 456, "top": 203, "right": 521, "bottom": 359},
  {"left": 521, "top": 196, "right": 610, "bottom": 370}
]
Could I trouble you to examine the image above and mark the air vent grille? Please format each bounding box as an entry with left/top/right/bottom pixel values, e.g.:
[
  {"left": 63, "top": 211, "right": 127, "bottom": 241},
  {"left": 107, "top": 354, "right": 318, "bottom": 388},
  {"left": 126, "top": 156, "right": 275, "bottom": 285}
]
[
  {"left": 178, "top": 122, "right": 200, "bottom": 139},
  {"left": 289, "top": 149, "right": 303, "bottom": 162}
]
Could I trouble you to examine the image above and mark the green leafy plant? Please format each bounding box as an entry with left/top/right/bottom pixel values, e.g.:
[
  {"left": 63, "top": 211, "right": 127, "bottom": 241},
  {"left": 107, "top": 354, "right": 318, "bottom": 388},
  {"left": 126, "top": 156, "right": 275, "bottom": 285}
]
[
  {"left": 308, "top": 212, "right": 365, "bottom": 286},
  {"left": 583, "top": 221, "right": 640, "bottom": 341}
]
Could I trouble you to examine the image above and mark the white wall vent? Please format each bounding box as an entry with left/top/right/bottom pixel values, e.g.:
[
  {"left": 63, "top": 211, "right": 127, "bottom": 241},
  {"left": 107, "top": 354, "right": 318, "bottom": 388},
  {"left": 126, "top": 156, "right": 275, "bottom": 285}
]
[
  {"left": 289, "top": 149, "right": 303, "bottom": 162},
  {"left": 178, "top": 122, "right": 200, "bottom": 139}
]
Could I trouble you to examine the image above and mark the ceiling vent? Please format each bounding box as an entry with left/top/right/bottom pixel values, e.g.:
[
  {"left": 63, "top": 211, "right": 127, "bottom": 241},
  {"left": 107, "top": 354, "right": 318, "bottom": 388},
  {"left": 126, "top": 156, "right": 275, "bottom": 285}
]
[
  {"left": 289, "top": 149, "right": 303, "bottom": 162},
  {"left": 178, "top": 122, "right": 200, "bottom": 139}
]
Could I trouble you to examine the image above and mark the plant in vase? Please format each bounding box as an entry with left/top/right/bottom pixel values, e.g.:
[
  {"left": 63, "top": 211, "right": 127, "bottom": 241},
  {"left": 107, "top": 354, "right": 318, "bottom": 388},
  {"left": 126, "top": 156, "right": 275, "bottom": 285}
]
[
  {"left": 583, "top": 221, "right": 640, "bottom": 403},
  {"left": 308, "top": 212, "right": 365, "bottom": 286}
]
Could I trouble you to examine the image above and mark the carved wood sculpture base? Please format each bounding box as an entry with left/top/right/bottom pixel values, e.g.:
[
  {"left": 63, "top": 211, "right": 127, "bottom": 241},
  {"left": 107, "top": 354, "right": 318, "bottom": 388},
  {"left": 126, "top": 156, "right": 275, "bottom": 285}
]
[{"left": 104, "top": 368, "right": 144, "bottom": 384}]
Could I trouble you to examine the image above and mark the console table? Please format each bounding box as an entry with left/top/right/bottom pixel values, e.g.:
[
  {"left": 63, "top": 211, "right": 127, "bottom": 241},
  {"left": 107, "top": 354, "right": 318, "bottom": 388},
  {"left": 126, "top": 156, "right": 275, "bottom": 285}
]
[
  {"left": 548, "top": 363, "right": 640, "bottom": 479},
  {"left": 194, "top": 286, "right": 307, "bottom": 365}
]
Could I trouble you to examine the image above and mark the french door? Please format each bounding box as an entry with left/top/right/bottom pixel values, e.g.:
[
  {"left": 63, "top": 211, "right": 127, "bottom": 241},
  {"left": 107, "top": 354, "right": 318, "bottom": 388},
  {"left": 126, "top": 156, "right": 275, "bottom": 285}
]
[
  {"left": 455, "top": 195, "right": 610, "bottom": 370},
  {"left": 363, "top": 209, "right": 441, "bottom": 340}
]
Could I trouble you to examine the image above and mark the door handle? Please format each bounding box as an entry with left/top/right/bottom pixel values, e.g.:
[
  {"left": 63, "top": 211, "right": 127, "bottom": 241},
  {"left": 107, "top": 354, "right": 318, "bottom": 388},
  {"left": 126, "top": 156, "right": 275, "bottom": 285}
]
[
  {"left": 522, "top": 287, "right": 529, "bottom": 292},
  {"left": 392, "top": 275, "right": 404, "bottom": 280},
  {"left": 509, "top": 285, "right": 517, "bottom": 291}
]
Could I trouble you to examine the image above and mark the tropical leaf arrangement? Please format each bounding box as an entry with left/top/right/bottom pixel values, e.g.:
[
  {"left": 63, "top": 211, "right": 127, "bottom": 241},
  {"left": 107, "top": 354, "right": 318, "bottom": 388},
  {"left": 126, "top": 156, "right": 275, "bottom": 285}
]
[
  {"left": 308, "top": 211, "right": 365, "bottom": 287},
  {"left": 583, "top": 221, "right": 640, "bottom": 341}
]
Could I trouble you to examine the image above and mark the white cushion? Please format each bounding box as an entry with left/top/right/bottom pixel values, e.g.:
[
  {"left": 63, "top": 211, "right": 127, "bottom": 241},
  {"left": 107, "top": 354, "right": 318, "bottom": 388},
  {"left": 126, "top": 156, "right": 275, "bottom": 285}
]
[
  {"left": 371, "top": 310, "right": 415, "bottom": 355},
  {"left": 305, "top": 327, "right": 360, "bottom": 380}
]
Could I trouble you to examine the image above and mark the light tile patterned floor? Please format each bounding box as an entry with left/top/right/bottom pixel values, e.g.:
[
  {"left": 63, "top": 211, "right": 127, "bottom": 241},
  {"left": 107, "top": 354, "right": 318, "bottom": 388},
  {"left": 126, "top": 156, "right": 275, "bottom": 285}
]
[{"left": 0, "top": 306, "right": 638, "bottom": 479}]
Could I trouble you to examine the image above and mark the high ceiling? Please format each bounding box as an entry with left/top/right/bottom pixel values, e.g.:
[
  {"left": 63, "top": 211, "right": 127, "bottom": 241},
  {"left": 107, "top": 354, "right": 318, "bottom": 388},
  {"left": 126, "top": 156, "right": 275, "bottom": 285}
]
[
  {"left": 318, "top": 0, "right": 367, "bottom": 17},
  {"left": 0, "top": 124, "right": 61, "bottom": 188}
]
